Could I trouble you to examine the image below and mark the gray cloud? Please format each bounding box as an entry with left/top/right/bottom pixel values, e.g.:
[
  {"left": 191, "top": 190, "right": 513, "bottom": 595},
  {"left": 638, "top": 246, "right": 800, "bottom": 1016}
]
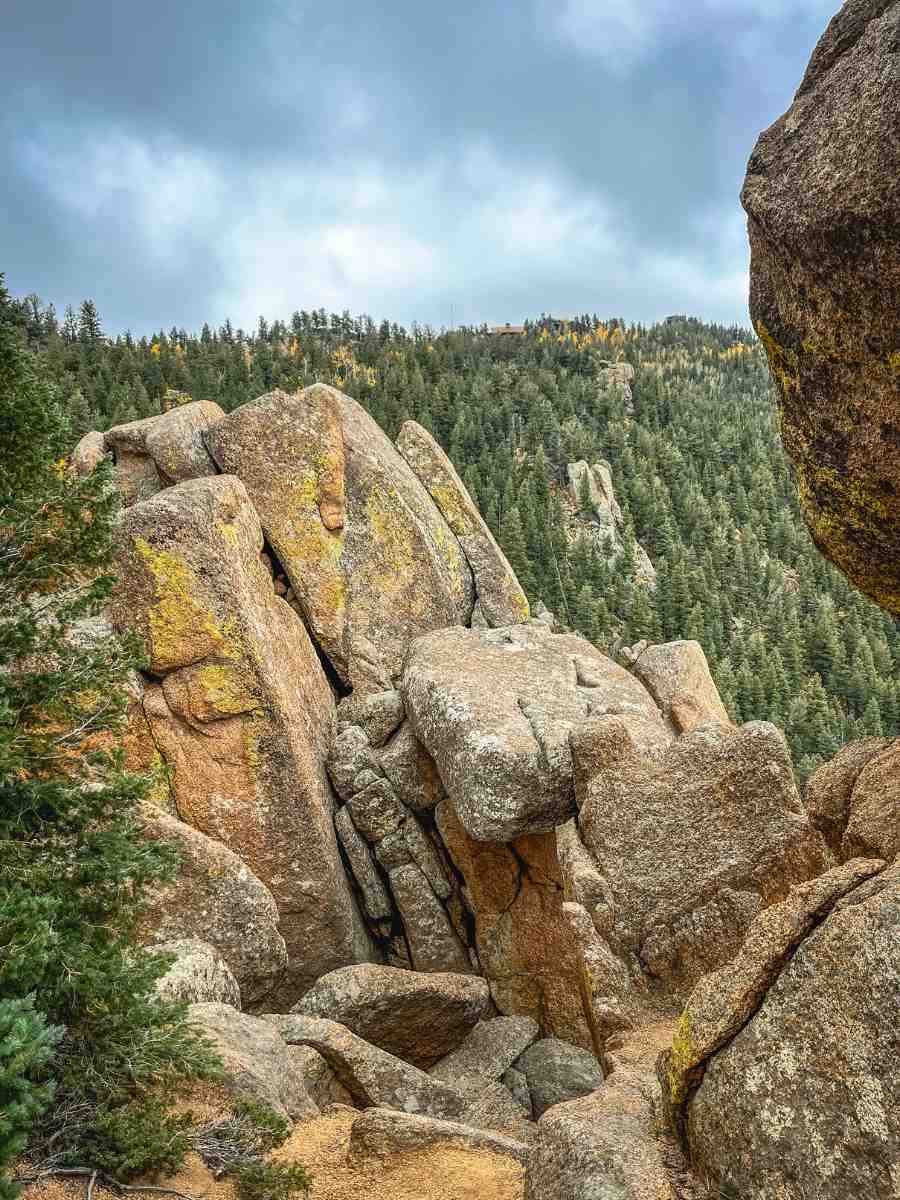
[{"left": 0, "top": 0, "right": 837, "bottom": 332}]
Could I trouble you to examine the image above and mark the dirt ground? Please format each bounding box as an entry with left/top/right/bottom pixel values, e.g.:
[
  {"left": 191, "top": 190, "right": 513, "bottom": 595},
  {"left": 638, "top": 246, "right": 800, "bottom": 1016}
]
[{"left": 20, "top": 1103, "right": 524, "bottom": 1200}]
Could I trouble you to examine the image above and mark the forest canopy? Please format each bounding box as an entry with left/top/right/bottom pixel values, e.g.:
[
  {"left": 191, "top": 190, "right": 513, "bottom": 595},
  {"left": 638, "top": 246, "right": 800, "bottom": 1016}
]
[{"left": 11, "top": 293, "right": 900, "bottom": 784}]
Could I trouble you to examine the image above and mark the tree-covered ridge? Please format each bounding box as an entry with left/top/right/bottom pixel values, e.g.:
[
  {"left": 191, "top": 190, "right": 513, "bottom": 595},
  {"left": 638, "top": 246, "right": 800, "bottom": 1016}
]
[{"left": 14, "top": 296, "right": 900, "bottom": 782}]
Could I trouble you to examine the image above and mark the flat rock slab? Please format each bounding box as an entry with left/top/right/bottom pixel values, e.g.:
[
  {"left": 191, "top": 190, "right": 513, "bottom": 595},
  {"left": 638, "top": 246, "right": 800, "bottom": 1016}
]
[
  {"left": 430, "top": 1017, "right": 540, "bottom": 1092},
  {"left": 265, "top": 1013, "right": 469, "bottom": 1121},
  {"left": 402, "top": 622, "right": 662, "bottom": 841},
  {"left": 294, "top": 964, "right": 492, "bottom": 1069},
  {"left": 349, "top": 1107, "right": 528, "bottom": 1168}
]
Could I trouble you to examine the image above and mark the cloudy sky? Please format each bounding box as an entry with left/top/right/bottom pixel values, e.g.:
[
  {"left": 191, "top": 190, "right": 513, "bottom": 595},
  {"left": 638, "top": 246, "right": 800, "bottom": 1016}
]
[{"left": 1, "top": 0, "right": 837, "bottom": 334}]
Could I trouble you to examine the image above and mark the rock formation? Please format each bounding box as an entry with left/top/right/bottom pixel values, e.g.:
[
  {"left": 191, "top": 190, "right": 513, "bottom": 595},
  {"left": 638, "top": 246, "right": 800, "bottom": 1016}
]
[
  {"left": 566, "top": 460, "right": 656, "bottom": 588},
  {"left": 742, "top": 0, "right": 900, "bottom": 614},
  {"left": 74, "top": 379, "right": 885, "bottom": 1198}
]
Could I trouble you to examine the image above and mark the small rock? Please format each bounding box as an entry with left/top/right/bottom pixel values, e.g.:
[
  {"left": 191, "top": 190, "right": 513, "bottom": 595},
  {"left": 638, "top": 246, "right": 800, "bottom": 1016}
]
[
  {"left": 514, "top": 1038, "right": 603, "bottom": 1119},
  {"left": 389, "top": 864, "right": 472, "bottom": 975},
  {"left": 337, "top": 690, "right": 406, "bottom": 747}
]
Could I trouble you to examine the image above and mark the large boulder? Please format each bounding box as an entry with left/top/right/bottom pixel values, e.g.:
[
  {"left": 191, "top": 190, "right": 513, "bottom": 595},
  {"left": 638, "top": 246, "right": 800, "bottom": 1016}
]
[
  {"left": 205, "top": 386, "right": 474, "bottom": 692},
  {"left": 154, "top": 938, "right": 241, "bottom": 1007},
  {"left": 525, "top": 1071, "right": 676, "bottom": 1200},
  {"left": 103, "top": 401, "right": 225, "bottom": 505},
  {"left": 265, "top": 1013, "right": 469, "bottom": 1120},
  {"left": 293, "top": 965, "right": 492, "bottom": 1069},
  {"left": 664, "top": 859, "right": 899, "bottom": 1200},
  {"left": 513, "top": 1038, "right": 603, "bottom": 1120},
  {"left": 112, "top": 475, "right": 370, "bottom": 1002},
  {"left": 741, "top": 1, "right": 900, "bottom": 614},
  {"left": 804, "top": 737, "right": 893, "bottom": 855},
  {"left": 437, "top": 802, "right": 599, "bottom": 1048},
  {"left": 188, "top": 1002, "right": 318, "bottom": 1121},
  {"left": 402, "top": 622, "right": 663, "bottom": 841},
  {"left": 396, "top": 420, "right": 529, "bottom": 626},
  {"left": 139, "top": 806, "right": 287, "bottom": 1008},
  {"left": 576, "top": 716, "right": 830, "bottom": 997}
]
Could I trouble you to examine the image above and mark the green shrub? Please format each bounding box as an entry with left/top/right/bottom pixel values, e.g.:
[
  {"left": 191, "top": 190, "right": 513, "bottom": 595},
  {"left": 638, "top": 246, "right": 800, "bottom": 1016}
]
[
  {"left": 230, "top": 1100, "right": 291, "bottom": 1152},
  {"left": 231, "top": 1159, "right": 311, "bottom": 1200},
  {"left": 62, "top": 1097, "right": 193, "bottom": 1183},
  {"left": 0, "top": 997, "right": 62, "bottom": 1200}
]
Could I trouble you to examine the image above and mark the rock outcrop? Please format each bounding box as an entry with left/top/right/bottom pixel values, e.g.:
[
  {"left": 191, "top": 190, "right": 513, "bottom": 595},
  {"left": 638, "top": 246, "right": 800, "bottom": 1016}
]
[
  {"left": 112, "top": 475, "right": 370, "bottom": 1002},
  {"left": 566, "top": 460, "right": 656, "bottom": 587},
  {"left": 742, "top": 1, "right": 900, "bottom": 614},
  {"left": 205, "top": 387, "right": 476, "bottom": 692},
  {"left": 661, "top": 858, "right": 899, "bottom": 1200}
]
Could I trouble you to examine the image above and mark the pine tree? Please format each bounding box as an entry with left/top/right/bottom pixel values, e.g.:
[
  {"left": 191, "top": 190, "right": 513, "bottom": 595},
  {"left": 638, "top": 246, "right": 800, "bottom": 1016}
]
[{"left": 0, "top": 277, "right": 217, "bottom": 1178}]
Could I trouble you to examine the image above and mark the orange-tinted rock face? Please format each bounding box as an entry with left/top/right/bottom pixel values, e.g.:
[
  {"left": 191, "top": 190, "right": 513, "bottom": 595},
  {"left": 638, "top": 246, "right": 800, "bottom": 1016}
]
[
  {"left": 112, "top": 474, "right": 372, "bottom": 1003},
  {"left": 436, "top": 800, "right": 596, "bottom": 1050}
]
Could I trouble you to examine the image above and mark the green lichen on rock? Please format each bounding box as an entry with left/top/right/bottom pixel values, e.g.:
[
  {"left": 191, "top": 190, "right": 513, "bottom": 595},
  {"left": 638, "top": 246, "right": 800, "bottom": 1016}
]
[{"left": 134, "top": 536, "right": 240, "bottom": 668}]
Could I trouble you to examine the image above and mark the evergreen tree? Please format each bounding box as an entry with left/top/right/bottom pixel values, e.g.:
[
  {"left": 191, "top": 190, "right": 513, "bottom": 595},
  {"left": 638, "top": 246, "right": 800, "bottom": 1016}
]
[{"left": 0, "top": 276, "right": 217, "bottom": 1181}]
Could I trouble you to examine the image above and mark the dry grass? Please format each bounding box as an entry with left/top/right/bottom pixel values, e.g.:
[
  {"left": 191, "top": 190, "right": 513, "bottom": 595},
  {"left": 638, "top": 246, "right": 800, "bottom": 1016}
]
[{"left": 20, "top": 1105, "right": 524, "bottom": 1200}]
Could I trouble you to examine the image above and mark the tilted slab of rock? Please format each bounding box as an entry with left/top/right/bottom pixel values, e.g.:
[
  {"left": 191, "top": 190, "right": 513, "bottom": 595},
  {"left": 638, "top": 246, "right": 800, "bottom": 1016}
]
[
  {"left": 459, "top": 1082, "right": 535, "bottom": 1145},
  {"left": 293, "top": 965, "right": 492, "bottom": 1069},
  {"left": 674, "top": 859, "right": 900, "bottom": 1200},
  {"left": 139, "top": 805, "right": 287, "bottom": 1008},
  {"left": 388, "top": 863, "right": 472, "bottom": 975},
  {"left": 205, "top": 386, "right": 474, "bottom": 692},
  {"left": 631, "top": 639, "right": 731, "bottom": 734},
  {"left": 112, "top": 476, "right": 369, "bottom": 1002},
  {"left": 742, "top": 2, "right": 900, "bottom": 614},
  {"left": 348, "top": 1107, "right": 528, "bottom": 1168},
  {"left": 658, "top": 857, "right": 885, "bottom": 1129},
  {"left": 264, "top": 1013, "right": 468, "bottom": 1120},
  {"left": 438, "top": 801, "right": 598, "bottom": 1049},
  {"left": 188, "top": 1003, "right": 319, "bottom": 1121},
  {"left": 333, "top": 807, "right": 392, "bottom": 922},
  {"left": 430, "top": 1017, "right": 541, "bottom": 1092},
  {"left": 102, "top": 401, "right": 225, "bottom": 505},
  {"left": 576, "top": 716, "right": 830, "bottom": 997},
  {"left": 402, "top": 622, "right": 663, "bottom": 841},
  {"left": 396, "top": 420, "right": 529, "bottom": 626},
  {"left": 804, "top": 736, "right": 892, "bottom": 855},
  {"left": 154, "top": 938, "right": 241, "bottom": 1007}
]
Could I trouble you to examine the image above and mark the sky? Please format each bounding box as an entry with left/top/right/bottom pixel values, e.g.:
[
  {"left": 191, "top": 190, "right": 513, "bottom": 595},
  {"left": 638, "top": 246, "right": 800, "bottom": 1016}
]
[{"left": 0, "top": 0, "right": 838, "bottom": 335}]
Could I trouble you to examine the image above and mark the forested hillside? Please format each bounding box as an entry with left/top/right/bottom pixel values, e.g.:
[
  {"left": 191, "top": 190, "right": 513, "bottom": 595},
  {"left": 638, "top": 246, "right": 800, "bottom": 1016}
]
[{"left": 13, "top": 294, "right": 900, "bottom": 782}]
